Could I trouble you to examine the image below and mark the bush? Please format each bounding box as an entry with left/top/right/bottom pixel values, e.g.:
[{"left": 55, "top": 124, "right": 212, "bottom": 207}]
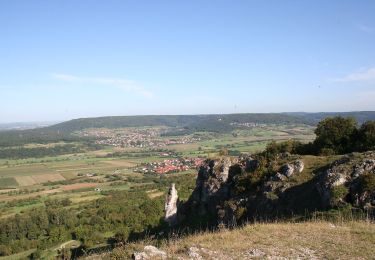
[
  {"left": 357, "top": 121, "right": 375, "bottom": 151},
  {"left": 358, "top": 174, "right": 375, "bottom": 194},
  {"left": 330, "top": 185, "right": 349, "bottom": 205}
]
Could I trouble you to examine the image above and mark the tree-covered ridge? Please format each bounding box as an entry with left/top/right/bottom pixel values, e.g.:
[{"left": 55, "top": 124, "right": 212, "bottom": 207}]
[
  {"left": 284, "top": 111, "right": 375, "bottom": 125},
  {"left": 48, "top": 113, "right": 310, "bottom": 132},
  {"left": 1, "top": 112, "right": 374, "bottom": 148}
]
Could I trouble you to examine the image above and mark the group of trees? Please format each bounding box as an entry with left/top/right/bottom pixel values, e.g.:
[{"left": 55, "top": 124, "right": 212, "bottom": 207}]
[
  {"left": 0, "top": 173, "right": 196, "bottom": 258},
  {"left": 0, "top": 190, "right": 164, "bottom": 257},
  {"left": 265, "top": 117, "right": 375, "bottom": 156},
  {"left": 0, "top": 142, "right": 102, "bottom": 159}
]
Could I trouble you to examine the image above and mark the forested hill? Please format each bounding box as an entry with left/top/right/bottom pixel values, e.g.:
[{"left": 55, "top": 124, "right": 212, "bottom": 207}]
[
  {"left": 1, "top": 112, "right": 374, "bottom": 147},
  {"left": 284, "top": 111, "right": 375, "bottom": 124},
  {"left": 47, "top": 113, "right": 309, "bottom": 133},
  {"left": 48, "top": 112, "right": 375, "bottom": 133}
]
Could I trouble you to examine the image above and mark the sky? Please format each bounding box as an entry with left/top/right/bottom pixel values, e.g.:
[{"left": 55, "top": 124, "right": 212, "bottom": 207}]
[{"left": 1, "top": 0, "right": 375, "bottom": 123}]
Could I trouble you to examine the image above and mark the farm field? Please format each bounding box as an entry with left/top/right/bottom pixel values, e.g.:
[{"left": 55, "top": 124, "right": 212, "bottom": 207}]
[
  {"left": 0, "top": 123, "right": 315, "bottom": 258},
  {"left": 0, "top": 124, "right": 314, "bottom": 206}
]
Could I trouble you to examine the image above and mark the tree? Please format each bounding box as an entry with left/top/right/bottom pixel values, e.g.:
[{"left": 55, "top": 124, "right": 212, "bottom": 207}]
[
  {"left": 114, "top": 227, "right": 130, "bottom": 243},
  {"left": 357, "top": 121, "right": 375, "bottom": 151},
  {"left": 313, "top": 117, "right": 357, "bottom": 154}
]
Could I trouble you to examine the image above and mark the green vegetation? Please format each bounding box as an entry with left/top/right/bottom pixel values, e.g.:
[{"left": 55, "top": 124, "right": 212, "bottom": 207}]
[
  {"left": 264, "top": 117, "right": 375, "bottom": 156},
  {"left": 0, "top": 142, "right": 102, "bottom": 159},
  {"left": 0, "top": 114, "right": 374, "bottom": 258}
]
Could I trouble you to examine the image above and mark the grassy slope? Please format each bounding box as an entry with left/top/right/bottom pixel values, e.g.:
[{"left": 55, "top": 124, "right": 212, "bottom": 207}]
[{"left": 107, "top": 221, "right": 375, "bottom": 259}]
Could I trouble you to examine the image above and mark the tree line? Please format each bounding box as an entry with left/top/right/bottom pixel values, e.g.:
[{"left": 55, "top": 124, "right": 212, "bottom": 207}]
[
  {"left": 265, "top": 117, "right": 375, "bottom": 156},
  {"left": 0, "top": 142, "right": 102, "bottom": 159}
]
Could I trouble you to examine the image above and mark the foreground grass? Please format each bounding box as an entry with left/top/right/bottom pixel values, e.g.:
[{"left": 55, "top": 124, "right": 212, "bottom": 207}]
[{"left": 105, "top": 221, "right": 375, "bottom": 259}]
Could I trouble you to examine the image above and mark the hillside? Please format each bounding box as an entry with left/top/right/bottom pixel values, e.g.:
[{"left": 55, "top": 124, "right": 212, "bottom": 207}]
[
  {"left": 103, "top": 220, "right": 375, "bottom": 259},
  {"left": 80, "top": 150, "right": 375, "bottom": 259},
  {"left": 47, "top": 113, "right": 310, "bottom": 133},
  {"left": 1, "top": 112, "right": 374, "bottom": 147},
  {"left": 285, "top": 111, "right": 375, "bottom": 124}
]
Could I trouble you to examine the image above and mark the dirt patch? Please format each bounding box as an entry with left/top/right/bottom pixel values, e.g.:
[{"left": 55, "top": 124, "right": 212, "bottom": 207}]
[{"left": 148, "top": 191, "right": 164, "bottom": 199}]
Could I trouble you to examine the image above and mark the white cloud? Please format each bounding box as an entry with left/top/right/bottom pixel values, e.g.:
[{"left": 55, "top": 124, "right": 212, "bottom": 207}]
[
  {"left": 332, "top": 67, "right": 375, "bottom": 82},
  {"left": 52, "top": 73, "right": 153, "bottom": 98}
]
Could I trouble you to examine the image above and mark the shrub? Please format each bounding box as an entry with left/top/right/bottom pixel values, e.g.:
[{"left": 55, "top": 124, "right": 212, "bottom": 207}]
[
  {"left": 330, "top": 185, "right": 349, "bottom": 205},
  {"left": 358, "top": 174, "right": 375, "bottom": 194}
]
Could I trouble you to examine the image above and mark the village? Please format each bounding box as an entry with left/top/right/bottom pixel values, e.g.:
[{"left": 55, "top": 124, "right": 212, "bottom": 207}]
[
  {"left": 78, "top": 127, "right": 201, "bottom": 148},
  {"left": 229, "top": 122, "right": 267, "bottom": 128},
  {"left": 133, "top": 157, "right": 205, "bottom": 174}
]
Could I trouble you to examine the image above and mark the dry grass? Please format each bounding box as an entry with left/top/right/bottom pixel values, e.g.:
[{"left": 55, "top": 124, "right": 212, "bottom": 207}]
[
  {"left": 147, "top": 191, "right": 164, "bottom": 199},
  {"left": 107, "top": 221, "right": 375, "bottom": 259},
  {"left": 14, "top": 173, "right": 65, "bottom": 186},
  {"left": 60, "top": 182, "right": 98, "bottom": 191},
  {"left": 103, "top": 160, "right": 137, "bottom": 168}
]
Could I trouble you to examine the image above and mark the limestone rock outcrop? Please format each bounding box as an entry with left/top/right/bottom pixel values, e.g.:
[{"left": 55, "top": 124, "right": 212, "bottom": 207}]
[
  {"left": 317, "top": 152, "right": 375, "bottom": 208},
  {"left": 168, "top": 152, "right": 375, "bottom": 227},
  {"left": 165, "top": 183, "right": 179, "bottom": 227},
  {"left": 133, "top": 246, "right": 167, "bottom": 260},
  {"left": 280, "top": 160, "right": 304, "bottom": 178}
]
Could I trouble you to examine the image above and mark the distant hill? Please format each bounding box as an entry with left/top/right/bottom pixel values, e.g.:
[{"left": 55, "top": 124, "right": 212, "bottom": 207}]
[
  {"left": 284, "top": 111, "right": 375, "bottom": 125},
  {"left": 0, "top": 112, "right": 374, "bottom": 147},
  {"left": 47, "top": 113, "right": 309, "bottom": 133},
  {"left": 48, "top": 112, "right": 375, "bottom": 133},
  {"left": 0, "top": 121, "right": 58, "bottom": 131}
]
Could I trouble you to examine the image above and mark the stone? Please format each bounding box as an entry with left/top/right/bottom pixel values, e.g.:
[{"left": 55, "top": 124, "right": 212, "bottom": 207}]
[
  {"left": 244, "top": 249, "right": 265, "bottom": 257},
  {"left": 281, "top": 164, "right": 294, "bottom": 177},
  {"left": 220, "top": 158, "right": 231, "bottom": 182},
  {"left": 165, "top": 183, "right": 178, "bottom": 227},
  {"left": 133, "top": 246, "right": 167, "bottom": 260},
  {"left": 293, "top": 160, "right": 304, "bottom": 173},
  {"left": 325, "top": 170, "right": 347, "bottom": 187},
  {"left": 187, "top": 247, "right": 203, "bottom": 260},
  {"left": 273, "top": 172, "right": 287, "bottom": 181}
]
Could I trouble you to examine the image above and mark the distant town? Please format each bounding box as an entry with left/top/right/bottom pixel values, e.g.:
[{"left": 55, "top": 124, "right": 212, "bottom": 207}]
[
  {"left": 133, "top": 157, "right": 205, "bottom": 174},
  {"left": 78, "top": 127, "right": 201, "bottom": 148}
]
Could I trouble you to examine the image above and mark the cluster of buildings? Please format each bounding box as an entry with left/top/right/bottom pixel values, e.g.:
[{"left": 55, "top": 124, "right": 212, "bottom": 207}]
[
  {"left": 134, "top": 157, "right": 205, "bottom": 174},
  {"left": 230, "top": 122, "right": 267, "bottom": 128},
  {"left": 78, "top": 128, "right": 200, "bottom": 148}
]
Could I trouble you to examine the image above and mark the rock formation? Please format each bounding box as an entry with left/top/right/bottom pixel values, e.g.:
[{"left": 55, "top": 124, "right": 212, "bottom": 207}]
[
  {"left": 164, "top": 183, "right": 178, "bottom": 227},
  {"left": 317, "top": 152, "right": 375, "bottom": 208},
  {"left": 168, "top": 152, "right": 375, "bottom": 227},
  {"left": 280, "top": 160, "right": 304, "bottom": 178},
  {"left": 133, "top": 246, "right": 167, "bottom": 260}
]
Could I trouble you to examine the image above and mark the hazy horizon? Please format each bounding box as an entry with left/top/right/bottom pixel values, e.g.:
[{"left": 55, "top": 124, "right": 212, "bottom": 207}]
[{"left": 1, "top": 1, "right": 375, "bottom": 123}]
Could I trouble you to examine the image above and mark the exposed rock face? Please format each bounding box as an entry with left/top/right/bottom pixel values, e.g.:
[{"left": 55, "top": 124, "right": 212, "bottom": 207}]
[
  {"left": 281, "top": 164, "right": 294, "bottom": 177},
  {"left": 190, "top": 159, "right": 234, "bottom": 216},
  {"left": 294, "top": 160, "right": 305, "bottom": 173},
  {"left": 317, "top": 152, "right": 375, "bottom": 208},
  {"left": 280, "top": 160, "right": 304, "bottom": 177},
  {"left": 133, "top": 246, "right": 167, "bottom": 260},
  {"left": 165, "top": 183, "right": 178, "bottom": 227},
  {"left": 353, "top": 159, "right": 375, "bottom": 178},
  {"left": 170, "top": 152, "right": 375, "bottom": 227}
]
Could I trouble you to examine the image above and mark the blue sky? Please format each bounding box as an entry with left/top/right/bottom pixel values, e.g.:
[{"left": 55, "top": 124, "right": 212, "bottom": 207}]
[{"left": 1, "top": 0, "right": 375, "bottom": 123}]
